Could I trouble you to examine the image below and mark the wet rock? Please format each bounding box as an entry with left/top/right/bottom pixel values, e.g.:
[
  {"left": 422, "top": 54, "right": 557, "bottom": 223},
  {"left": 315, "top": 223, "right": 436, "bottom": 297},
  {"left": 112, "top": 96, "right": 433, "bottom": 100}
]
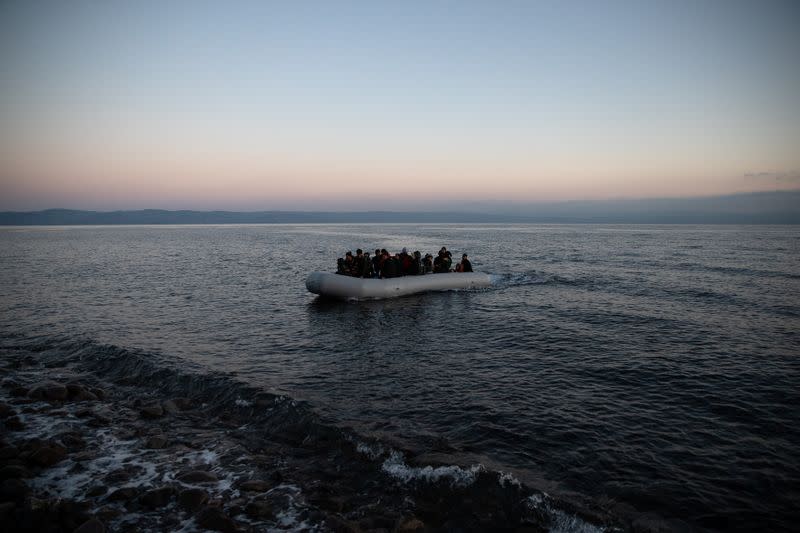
[
  {"left": 3, "top": 415, "right": 25, "bottom": 431},
  {"left": 326, "top": 515, "right": 360, "bottom": 533},
  {"left": 162, "top": 400, "right": 180, "bottom": 414},
  {"left": 0, "top": 501, "right": 15, "bottom": 522},
  {"left": 67, "top": 384, "right": 98, "bottom": 401},
  {"left": 359, "top": 515, "right": 396, "bottom": 530},
  {"left": 104, "top": 469, "right": 131, "bottom": 484},
  {"left": 57, "top": 431, "right": 86, "bottom": 451},
  {"left": 0, "top": 445, "right": 19, "bottom": 460},
  {"left": 90, "top": 387, "right": 107, "bottom": 400},
  {"left": 72, "top": 451, "right": 97, "bottom": 462},
  {"left": 86, "top": 485, "right": 108, "bottom": 497},
  {"left": 178, "top": 488, "right": 208, "bottom": 511},
  {"left": 139, "top": 486, "right": 175, "bottom": 508},
  {"left": 89, "top": 410, "right": 112, "bottom": 426},
  {"left": 0, "top": 464, "right": 31, "bottom": 479},
  {"left": 107, "top": 487, "right": 139, "bottom": 501},
  {"left": 0, "top": 402, "right": 13, "bottom": 418},
  {"left": 3, "top": 480, "right": 27, "bottom": 500},
  {"left": 196, "top": 506, "right": 239, "bottom": 532},
  {"left": 28, "top": 381, "right": 68, "bottom": 401},
  {"left": 139, "top": 403, "right": 163, "bottom": 419},
  {"left": 144, "top": 435, "right": 168, "bottom": 449},
  {"left": 57, "top": 499, "right": 91, "bottom": 531},
  {"left": 28, "top": 442, "right": 67, "bottom": 467},
  {"left": 178, "top": 470, "right": 218, "bottom": 483},
  {"left": 244, "top": 501, "right": 275, "bottom": 520},
  {"left": 74, "top": 518, "right": 106, "bottom": 533},
  {"left": 237, "top": 479, "right": 271, "bottom": 492},
  {"left": 95, "top": 505, "right": 122, "bottom": 522},
  {"left": 171, "top": 397, "right": 192, "bottom": 410},
  {"left": 396, "top": 516, "right": 426, "bottom": 531},
  {"left": 10, "top": 386, "right": 29, "bottom": 397}
]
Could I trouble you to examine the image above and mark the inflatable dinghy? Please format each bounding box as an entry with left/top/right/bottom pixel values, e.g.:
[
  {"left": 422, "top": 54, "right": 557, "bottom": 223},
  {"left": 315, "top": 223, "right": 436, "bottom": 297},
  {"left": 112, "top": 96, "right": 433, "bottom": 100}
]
[{"left": 306, "top": 271, "right": 492, "bottom": 299}]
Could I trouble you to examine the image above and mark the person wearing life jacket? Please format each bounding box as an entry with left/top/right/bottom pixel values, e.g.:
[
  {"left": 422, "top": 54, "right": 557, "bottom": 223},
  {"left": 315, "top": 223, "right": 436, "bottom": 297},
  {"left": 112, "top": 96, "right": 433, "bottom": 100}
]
[
  {"left": 423, "top": 253, "right": 433, "bottom": 273},
  {"left": 362, "top": 251, "right": 374, "bottom": 278},
  {"left": 408, "top": 251, "right": 422, "bottom": 275},
  {"left": 381, "top": 253, "right": 398, "bottom": 278},
  {"left": 460, "top": 253, "right": 473, "bottom": 272},
  {"left": 399, "top": 247, "right": 412, "bottom": 275},
  {"left": 372, "top": 249, "right": 382, "bottom": 278}
]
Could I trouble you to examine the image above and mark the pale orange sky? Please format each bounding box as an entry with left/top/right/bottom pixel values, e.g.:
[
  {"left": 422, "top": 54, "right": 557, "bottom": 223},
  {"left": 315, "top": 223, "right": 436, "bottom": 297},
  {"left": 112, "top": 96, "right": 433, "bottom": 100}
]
[{"left": 1, "top": 1, "right": 799, "bottom": 210}]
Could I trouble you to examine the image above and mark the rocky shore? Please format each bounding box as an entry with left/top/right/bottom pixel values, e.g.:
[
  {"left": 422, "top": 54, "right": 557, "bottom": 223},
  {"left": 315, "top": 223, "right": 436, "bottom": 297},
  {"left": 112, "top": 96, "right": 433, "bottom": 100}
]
[{"left": 0, "top": 344, "right": 610, "bottom": 532}]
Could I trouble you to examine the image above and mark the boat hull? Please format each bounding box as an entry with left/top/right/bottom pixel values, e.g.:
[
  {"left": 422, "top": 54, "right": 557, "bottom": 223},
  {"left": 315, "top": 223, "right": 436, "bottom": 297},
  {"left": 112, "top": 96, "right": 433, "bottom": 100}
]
[{"left": 306, "top": 271, "right": 492, "bottom": 299}]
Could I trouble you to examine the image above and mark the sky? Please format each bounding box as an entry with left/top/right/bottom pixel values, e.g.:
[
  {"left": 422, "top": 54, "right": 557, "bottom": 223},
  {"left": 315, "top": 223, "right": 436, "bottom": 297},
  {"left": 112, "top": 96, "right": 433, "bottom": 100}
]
[{"left": 1, "top": 0, "right": 799, "bottom": 211}]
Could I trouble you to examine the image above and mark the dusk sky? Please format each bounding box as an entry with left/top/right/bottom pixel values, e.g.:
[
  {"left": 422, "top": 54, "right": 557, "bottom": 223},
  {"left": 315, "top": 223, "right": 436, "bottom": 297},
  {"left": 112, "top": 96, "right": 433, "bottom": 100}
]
[{"left": 1, "top": 0, "right": 799, "bottom": 211}]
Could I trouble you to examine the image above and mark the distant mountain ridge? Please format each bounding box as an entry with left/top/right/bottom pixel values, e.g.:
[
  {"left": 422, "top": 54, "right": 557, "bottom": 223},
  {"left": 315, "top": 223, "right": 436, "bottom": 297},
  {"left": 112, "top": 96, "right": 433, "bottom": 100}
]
[{"left": 1, "top": 191, "right": 799, "bottom": 224}]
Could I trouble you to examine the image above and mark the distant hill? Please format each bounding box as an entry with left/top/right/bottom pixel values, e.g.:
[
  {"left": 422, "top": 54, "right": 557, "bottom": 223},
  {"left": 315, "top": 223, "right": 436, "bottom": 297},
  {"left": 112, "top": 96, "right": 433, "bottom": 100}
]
[{"left": 1, "top": 191, "right": 798, "bottom": 224}]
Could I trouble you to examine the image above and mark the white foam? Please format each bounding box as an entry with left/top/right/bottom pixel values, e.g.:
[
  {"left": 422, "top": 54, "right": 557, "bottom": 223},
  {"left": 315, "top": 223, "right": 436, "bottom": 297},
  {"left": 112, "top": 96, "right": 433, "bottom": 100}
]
[
  {"left": 527, "top": 494, "right": 606, "bottom": 533},
  {"left": 498, "top": 471, "right": 522, "bottom": 488},
  {"left": 234, "top": 398, "right": 252, "bottom": 407},
  {"left": 381, "top": 451, "right": 483, "bottom": 487}
]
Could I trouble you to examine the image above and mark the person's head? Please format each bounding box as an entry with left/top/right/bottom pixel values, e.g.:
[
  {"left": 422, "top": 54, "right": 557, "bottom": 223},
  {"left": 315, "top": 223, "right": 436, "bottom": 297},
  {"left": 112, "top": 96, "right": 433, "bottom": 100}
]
[
  {"left": 375, "top": 249, "right": 380, "bottom": 256},
  {"left": 414, "top": 251, "right": 421, "bottom": 258},
  {"left": 446, "top": 251, "right": 452, "bottom": 258},
  {"left": 401, "top": 247, "right": 408, "bottom": 254},
  {"left": 364, "top": 251, "right": 370, "bottom": 257},
  {"left": 440, "top": 246, "right": 447, "bottom": 254},
  {"left": 345, "top": 251, "right": 353, "bottom": 261},
  {"left": 462, "top": 253, "right": 468, "bottom": 259},
  {"left": 381, "top": 249, "right": 388, "bottom": 256},
  {"left": 356, "top": 248, "right": 363, "bottom": 256}
]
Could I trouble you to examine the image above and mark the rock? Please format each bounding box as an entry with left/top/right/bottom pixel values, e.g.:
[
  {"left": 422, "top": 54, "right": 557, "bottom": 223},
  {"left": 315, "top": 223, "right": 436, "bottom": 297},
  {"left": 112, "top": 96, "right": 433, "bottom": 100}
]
[
  {"left": 396, "top": 517, "right": 426, "bottom": 531},
  {"left": 90, "top": 387, "right": 107, "bottom": 400},
  {"left": 177, "top": 488, "right": 208, "bottom": 511},
  {"left": 56, "top": 499, "right": 91, "bottom": 531},
  {"left": 103, "top": 468, "right": 131, "bottom": 484},
  {"left": 66, "top": 384, "right": 98, "bottom": 401},
  {"left": 326, "top": 515, "right": 360, "bottom": 533},
  {"left": 0, "top": 478, "right": 29, "bottom": 501},
  {"left": 139, "top": 403, "right": 163, "bottom": 419},
  {"left": 58, "top": 431, "right": 86, "bottom": 451},
  {"left": 28, "top": 382, "right": 68, "bottom": 401},
  {"left": 244, "top": 501, "right": 274, "bottom": 519},
  {"left": 0, "top": 501, "right": 15, "bottom": 521},
  {"left": 28, "top": 442, "right": 67, "bottom": 467},
  {"left": 107, "top": 487, "right": 139, "bottom": 501},
  {"left": 0, "top": 445, "right": 19, "bottom": 460},
  {"left": 3, "top": 415, "right": 25, "bottom": 431},
  {"left": 178, "top": 470, "right": 218, "bottom": 483},
  {"left": 86, "top": 485, "right": 107, "bottom": 497},
  {"left": 196, "top": 506, "right": 239, "bottom": 532},
  {"left": 74, "top": 518, "right": 106, "bottom": 533},
  {"left": 95, "top": 505, "right": 122, "bottom": 522},
  {"left": 0, "top": 402, "right": 13, "bottom": 418},
  {"left": 89, "top": 410, "right": 112, "bottom": 426},
  {"left": 171, "top": 397, "right": 192, "bottom": 410},
  {"left": 144, "top": 435, "right": 168, "bottom": 449},
  {"left": 10, "top": 386, "right": 29, "bottom": 397},
  {"left": 0, "top": 465, "right": 30, "bottom": 479},
  {"left": 162, "top": 400, "right": 180, "bottom": 414},
  {"left": 139, "top": 486, "right": 174, "bottom": 508},
  {"left": 237, "top": 479, "right": 271, "bottom": 492}
]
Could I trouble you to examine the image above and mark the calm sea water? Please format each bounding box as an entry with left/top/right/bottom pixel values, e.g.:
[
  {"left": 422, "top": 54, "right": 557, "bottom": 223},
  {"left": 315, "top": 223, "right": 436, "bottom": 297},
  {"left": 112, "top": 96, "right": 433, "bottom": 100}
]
[{"left": 1, "top": 224, "right": 798, "bottom": 531}]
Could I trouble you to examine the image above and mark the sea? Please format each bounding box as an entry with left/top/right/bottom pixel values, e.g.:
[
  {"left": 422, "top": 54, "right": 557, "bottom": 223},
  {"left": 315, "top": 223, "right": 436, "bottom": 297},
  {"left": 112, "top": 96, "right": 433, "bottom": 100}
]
[{"left": 1, "top": 224, "right": 798, "bottom": 532}]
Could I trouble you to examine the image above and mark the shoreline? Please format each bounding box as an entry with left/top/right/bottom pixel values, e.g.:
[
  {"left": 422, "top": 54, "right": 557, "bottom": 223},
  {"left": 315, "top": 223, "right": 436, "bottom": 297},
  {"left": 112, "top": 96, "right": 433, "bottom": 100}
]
[{"left": 0, "top": 339, "right": 615, "bottom": 532}]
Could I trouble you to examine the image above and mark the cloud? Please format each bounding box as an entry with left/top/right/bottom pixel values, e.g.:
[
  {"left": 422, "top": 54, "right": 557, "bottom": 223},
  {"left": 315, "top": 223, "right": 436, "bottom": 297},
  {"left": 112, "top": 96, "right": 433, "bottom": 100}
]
[{"left": 744, "top": 170, "right": 800, "bottom": 182}]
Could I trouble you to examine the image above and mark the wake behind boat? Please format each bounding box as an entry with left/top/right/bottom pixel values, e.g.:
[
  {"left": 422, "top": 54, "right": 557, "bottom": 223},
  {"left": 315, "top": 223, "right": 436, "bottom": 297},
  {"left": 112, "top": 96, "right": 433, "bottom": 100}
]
[{"left": 306, "top": 271, "right": 492, "bottom": 299}]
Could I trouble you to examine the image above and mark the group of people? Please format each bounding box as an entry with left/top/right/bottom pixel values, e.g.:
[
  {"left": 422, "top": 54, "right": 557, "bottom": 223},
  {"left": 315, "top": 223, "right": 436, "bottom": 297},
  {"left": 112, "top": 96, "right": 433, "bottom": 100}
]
[{"left": 336, "top": 246, "right": 473, "bottom": 278}]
